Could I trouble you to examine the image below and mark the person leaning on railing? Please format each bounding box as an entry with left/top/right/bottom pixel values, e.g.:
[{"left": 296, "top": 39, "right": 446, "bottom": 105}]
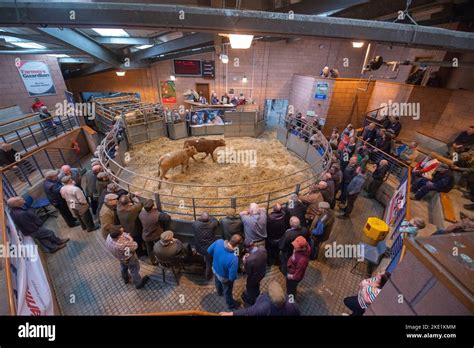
[
  {"left": 0, "top": 142, "right": 27, "bottom": 182},
  {"left": 7, "top": 196, "right": 70, "bottom": 253},
  {"left": 193, "top": 212, "right": 219, "bottom": 280}
]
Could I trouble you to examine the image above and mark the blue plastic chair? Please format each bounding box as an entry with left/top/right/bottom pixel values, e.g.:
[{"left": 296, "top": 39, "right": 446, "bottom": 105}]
[
  {"left": 23, "top": 194, "right": 57, "bottom": 221},
  {"left": 351, "top": 240, "right": 387, "bottom": 276}
]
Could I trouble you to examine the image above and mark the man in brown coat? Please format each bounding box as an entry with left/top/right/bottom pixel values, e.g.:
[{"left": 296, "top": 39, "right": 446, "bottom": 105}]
[
  {"left": 99, "top": 193, "right": 121, "bottom": 239},
  {"left": 117, "top": 194, "right": 144, "bottom": 256},
  {"left": 139, "top": 199, "right": 170, "bottom": 264},
  {"left": 298, "top": 184, "right": 323, "bottom": 226}
]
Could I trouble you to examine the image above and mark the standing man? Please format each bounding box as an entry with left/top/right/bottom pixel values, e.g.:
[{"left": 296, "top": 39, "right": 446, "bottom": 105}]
[
  {"left": 60, "top": 176, "right": 98, "bottom": 231},
  {"left": 286, "top": 236, "right": 311, "bottom": 299},
  {"left": 284, "top": 193, "right": 307, "bottom": 227},
  {"left": 99, "top": 193, "right": 121, "bottom": 239},
  {"left": 43, "top": 170, "right": 79, "bottom": 228},
  {"left": 241, "top": 241, "right": 267, "bottom": 306},
  {"left": 219, "top": 208, "right": 243, "bottom": 241},
  {"left": 139, "top": 199, "right": 170, "bottom": 265},
  {"left": 367, "top": 160, "right": 389, "bottom": 199},
  {"left": 81, "top": 164, "right": 101, "bottom": 215},
  {"left": 338, "top": 167, "right": 367, "bottom": 220},
  {"left": 309, "top": 202, "right": 335, "bottom": 260},
  {"left": 279, "top": 216, "right": 307, "bottom": 276},
  {"left": 266, "top": 203, "right": 289, "bottom": 266},
  {"left": 240, "top": 203, "right": 267, "bottom": 245},
  {"left": 339, "top": 156, "right": 358, "bottom": 205},
  {"left": 207, "top": 234, "right": 242, "bottom": 310},
  {"left": 58, "top": 165, "right": 82, "bottom": 187},
  {"left": 117, "top": 194, "right": 144, "bottom": 256},
  {"left": 8, "top": 197, "right": 69, "bottom": 253},
  {"left": 105, "top": 227, "right": 150, "bottom": 289},
  {"left": 193, "top": 212, "right": 219, "bottom": 280},
  {"left": 299, "top": 184, "right": 323, "bottom": 226}
]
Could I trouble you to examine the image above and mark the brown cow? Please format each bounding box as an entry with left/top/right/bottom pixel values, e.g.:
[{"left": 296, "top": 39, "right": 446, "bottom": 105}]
[
  {"left": 183, "top": 138, "right": 226, "bottom": 162},
  {"left": 157, "top": 146, "right": 198, "bottom": 188}
]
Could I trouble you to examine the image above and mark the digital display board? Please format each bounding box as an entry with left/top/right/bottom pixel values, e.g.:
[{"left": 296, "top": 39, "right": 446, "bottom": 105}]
[{"left": 173, "top": 59, "right": 202, "bottom": 76}]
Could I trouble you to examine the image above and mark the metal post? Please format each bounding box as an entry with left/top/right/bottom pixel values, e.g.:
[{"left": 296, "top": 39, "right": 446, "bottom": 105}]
[
  {"left": 15, "top": 130, "right": 28, "bottom": 152},
  {"left": 153, "top": 193, "right": 163, "bottom": 211},
  {"left": 266, "top": 192, "right": 271, "bottom": 211},
  {"left": 44, "top": 149, "right": 56, "bottom": 169},
  {"left": 30, "top": 154, "right": 44, "bottom": 178},
  {"left": 38, "top": 122, "right": 50, "bottom": 143},
  {"left": 295, "top": 183, "right": 301, "bottom": 195},
  {"left": 27, "top": 126, "right": 39, "bottom": 147},
  {"left": 58, "top": 148, "right": 67, "bottom": 165},
  {"left": 231, "top": 197, "right": 236, "bottom": 209},
  {"left": 16, "top": 162, "right": 31, "bottom": 186},
  {"left": 58, "top": 115, "right": 67, "bottom": 134},
  {"left": 192, "top": 197, "right": 197, "bottom": 220}
]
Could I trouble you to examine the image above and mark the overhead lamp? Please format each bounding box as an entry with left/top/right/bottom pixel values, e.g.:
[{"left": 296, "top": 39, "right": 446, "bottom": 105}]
[
  {"left": 116, "top": 70, "right": 126, "bottom": 77},
  {"left": 352, "top": 41, "right": 364, "bottom": 48},
  {"left": 47, "top": 54, "right": 70, "bottom": 58},
  {"left": 170, "top": 75, "right": 176, "bottom": 81},
  {"left": 219, "top": 53, "right": 229, "bottom": 64},
  {"left": 242, "top": 75, "right": 248, "bottom": 83},
  {"left": 135, "top": 44, "right": 153, "bottom": 50},
  {"left": 228, "top": 34, "right": 253, "bottom": 49},
  {"left": 92, "top": 28, "right": 129, "bottom": 37}
]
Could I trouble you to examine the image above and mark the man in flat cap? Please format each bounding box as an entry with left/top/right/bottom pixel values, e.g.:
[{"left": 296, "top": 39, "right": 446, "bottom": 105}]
[
  {"left": 309, "top": 201, "right": 334, "bottom": 260},
  {"left": 8, "top": 196, "right": 69, "bottom": 253},
  {"left": 81, "top": 164, "right": 102, "bottom": 215},
  {"left": 95, "top": 172, "right": 111, "bottom": 198},
  {"left": 43, "top": 170, "right": 79, "bottom": 228},
  {"left": 97, "top": 182, "right": 128, "bottom": 213},
  {"left": 153, "top": 230, "right": 192, "bottom": 263},
  {"left": 99, "top": 193, "right": 122, "bottom": 239}
]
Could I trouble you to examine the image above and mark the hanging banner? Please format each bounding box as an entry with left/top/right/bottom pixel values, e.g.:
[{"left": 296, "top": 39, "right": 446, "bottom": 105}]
[
  {"left": 5, "top": 212, "right": 54, "bottom": 315},
  {"left": 159, "top": 80, "right": 177, "bottom": 103},
  {"left": 385, "top": 177, "right": 408, "bottom": 226},
  {"left": 314, "top": 82, "right": 328, "bottom": 100},
  {"left": 17, "top": 60, "right": 57, "bottom": 97}
]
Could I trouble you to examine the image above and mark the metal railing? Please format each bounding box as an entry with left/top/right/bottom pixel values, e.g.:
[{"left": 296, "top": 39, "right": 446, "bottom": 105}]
[
  {"left": 0, "top": 112, "right": 80, "bottom": 155},
  {"left": 1, "top": 147, "right": 82, "bottom": 199},
  {"left": 98, "top": 116, "right": 333, "bottom": 220}
]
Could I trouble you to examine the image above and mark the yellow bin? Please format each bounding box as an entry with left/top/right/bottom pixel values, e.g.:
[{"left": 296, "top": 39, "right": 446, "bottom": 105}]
[{"left": 363, "top": 217, "right": 389, "bottom": 242}]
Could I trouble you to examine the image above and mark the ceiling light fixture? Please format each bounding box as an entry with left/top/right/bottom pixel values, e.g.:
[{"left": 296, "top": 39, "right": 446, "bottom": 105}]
[
  {"left": 228, "top": 34, "right": 253, "bottom": 49},
  {"left": 135, "top": 44, "right": 153, "bottom": 50},
  {"left": 219, "top": 53, "right": 229, "bottom": 64},
  {"left": 116, "top": 70, "right": 126, "bottom": 77},
  {"left": 242, "top": 75, "right": 248, "bottom": 83},
  {"left": 352, "top": 41, "right": 364, "bottom": 48},
  {"left": 170, "top": 75, "right": 176, "bottom": 81},
  {"left": 92, "top": 28, "right": 129, "bottom": 37}
]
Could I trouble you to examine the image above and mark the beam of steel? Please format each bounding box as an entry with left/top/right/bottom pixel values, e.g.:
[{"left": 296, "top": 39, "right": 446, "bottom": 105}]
[
  {"left": 150, "top": 45, "right": 215, "bottom": 62},
  {"left": 58, "top": 57, "right": 95, "bottom": 64},
  {"left": 94, "top": 36, "right": 154, "bottom": 45},
  {"left": 0, "top": 48, "right": 78, "bottom": 55},
  {"left": 36, "top": 27, "right": 123, "bottom": 67},
  {"left": 0, "top": 2, "right": 472, "bottom": 51},
  {"left": 0, "top": 31, "right": 63, "bottom": 45},
  {"left": 131, "top": 33, "right": 214, "bottom": 60}
]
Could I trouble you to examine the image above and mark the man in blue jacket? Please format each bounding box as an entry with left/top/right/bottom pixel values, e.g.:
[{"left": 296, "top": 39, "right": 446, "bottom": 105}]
[
  {"left": 208, "top": 234, "right": 242, "bottom": 310},
  {"left": 338, "top": 167, "right": 367, "bottom": 219}
]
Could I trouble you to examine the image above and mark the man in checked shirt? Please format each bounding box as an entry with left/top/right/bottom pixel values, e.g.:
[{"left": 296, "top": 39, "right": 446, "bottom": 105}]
[{"left": 105, "top": 227, "right": 150, "bottom": 289}]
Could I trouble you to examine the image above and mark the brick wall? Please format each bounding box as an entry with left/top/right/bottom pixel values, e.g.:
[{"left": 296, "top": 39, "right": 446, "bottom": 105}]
[
  {"left": 0, "top": 55, "right": 68, "bottom": 114},
  {"left": 366, "top": 81, "right": 473, "bottom": 143}
]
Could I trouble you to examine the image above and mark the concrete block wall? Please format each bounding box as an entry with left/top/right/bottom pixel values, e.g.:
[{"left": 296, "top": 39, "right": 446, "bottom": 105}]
[{"left": 0, "top": 55, "right": 68, "bottom": 114}]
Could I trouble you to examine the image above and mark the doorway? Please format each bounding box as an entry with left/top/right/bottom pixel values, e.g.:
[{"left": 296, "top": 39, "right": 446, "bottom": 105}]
[
  {"left": 195, "top": 83, "right": 210, "bottom": 102},
  {"left": 264, "top": 99, "right": 289, "bottom": 129}
]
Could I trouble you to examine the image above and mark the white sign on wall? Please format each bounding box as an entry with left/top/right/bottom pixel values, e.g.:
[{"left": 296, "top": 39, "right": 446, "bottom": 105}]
[{"left": 17, "top": 60, "right": 57, "bottom": 97}]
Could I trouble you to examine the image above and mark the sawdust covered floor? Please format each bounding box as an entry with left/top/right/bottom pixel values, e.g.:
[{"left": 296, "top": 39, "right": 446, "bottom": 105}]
[{"left": 125, "top": 131, "right": 316, "bottom": 219}]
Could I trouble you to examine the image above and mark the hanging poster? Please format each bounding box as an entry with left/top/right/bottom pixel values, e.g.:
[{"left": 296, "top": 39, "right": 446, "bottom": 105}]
[
  {"left": 17, "top": 60, "right": 57, "bottom": 97},
  {"left": 385, "top": 177, "right": 408, "bottom": 226},
  {"left": 159, "top": 80, "right": 177, "bottom": 103},
  {"left": 314, "top": 82, "right": 329, "bottom": 100}
]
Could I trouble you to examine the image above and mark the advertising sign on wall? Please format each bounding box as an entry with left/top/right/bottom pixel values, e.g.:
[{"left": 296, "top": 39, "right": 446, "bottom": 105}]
[
  {"left": 17, "top": 60, "right": 57, "bottom": 97},
  {"left": 159, "top": 80, "right": 177, "bottom": 103},
  {"left": 314, "top": 82, "right": 329, "bottom": 100},
  {"left": 385, "top": 177, "right": 408, "bottom": 226}
]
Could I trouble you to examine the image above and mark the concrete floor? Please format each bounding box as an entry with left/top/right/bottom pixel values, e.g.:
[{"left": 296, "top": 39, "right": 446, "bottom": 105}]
[{"left": 40, "top": 193, "right": 384, "bottom": 316}]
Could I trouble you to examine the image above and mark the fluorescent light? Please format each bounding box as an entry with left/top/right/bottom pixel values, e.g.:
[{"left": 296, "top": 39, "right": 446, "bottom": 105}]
[
  {"left": 135, "top": 44, "right": 153, "bottom": 50},
  {"left": 352, "top": 41, "right": 364, "bottom": 48},
  {"left": 47, "top": 54, "right": 70, "bottom": 58},
  {"left": 242, "top": 75, "right": 248, "bottom": 83},
  {"left": 219, "top": 53, "right": 229, "bottom": 64},
  {"left": 170, "top": 75, "right": 176, "bottom": 81},
  {"left": 92, "top": 28, "right": 129, "bottom": 37},
  {"left": 229, "top": 34, "right": 253, "bottom": 49},
  {"left": 116, "top": 71, "right": 126, "bottom": 77},
  {"left": 11, "top": 42, "right": 45, "bottom": 49}
]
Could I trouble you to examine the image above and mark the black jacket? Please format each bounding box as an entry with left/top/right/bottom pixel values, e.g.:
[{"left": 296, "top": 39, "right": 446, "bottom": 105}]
[
  {"left": 219, "top": 215, "right": 243, "bottom": 240},
  {"left": 44, "top": 179, "right": 64, "bottom": 206},
  {"left": 372, "top": 164, "right": 389, "bottom": 181},
  {"left": 192, "top": 217, "right": 219, "bottom": 255},
  {"left": 284, "top": 201, "right": 307, "bottom": 227},
  {"left": 267, "top": 210, "right": 289, "bottom": 240},
  {"left": 0, "top": 149, "right": 16, "bottom": 167},
  {"left": 244, "top": 246, "right": 267, "bottom": 285},
  {"left": 279, "top": 227, "right": 308, "bottom": 258},
  {"left": 9, "top": 207, "right": 43, "bottom": 236}
]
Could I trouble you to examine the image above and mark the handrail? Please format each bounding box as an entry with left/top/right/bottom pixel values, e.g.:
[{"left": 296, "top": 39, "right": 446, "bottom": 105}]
[
  {"left": 0, "top": 113, "right": 66, "bottom": 138},
  {"left": 0, "top": 177, "right": 16, "bottom": 315},
  {"left": 0, "top": 128, "right": 82, "bottom": 173},
  {"left": 354, "top": 136, "right": 411, "bottom": 168},
  {"left": 99, "top": 115, "right": 330, "bottom": 190},
  {"left": 0, "top": 111, "right": 39, "bottom": 127}
]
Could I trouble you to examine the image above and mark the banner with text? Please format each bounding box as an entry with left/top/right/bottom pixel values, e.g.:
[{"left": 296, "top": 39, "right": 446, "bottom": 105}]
[{"left": 17, "top": 60, "right": 57, "bottom": 97}]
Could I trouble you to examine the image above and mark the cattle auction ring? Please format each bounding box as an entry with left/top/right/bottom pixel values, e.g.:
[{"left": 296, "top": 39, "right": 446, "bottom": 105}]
[{"left": 98, "top": 120, "right": 332, "bottom": 220}]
